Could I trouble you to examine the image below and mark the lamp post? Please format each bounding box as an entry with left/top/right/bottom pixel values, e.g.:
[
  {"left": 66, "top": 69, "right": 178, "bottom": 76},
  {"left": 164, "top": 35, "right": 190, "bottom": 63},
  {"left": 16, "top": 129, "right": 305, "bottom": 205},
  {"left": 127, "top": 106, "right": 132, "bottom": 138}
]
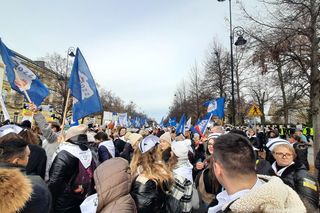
[
  {"left": 217, "top": 0, "right": 247, "bottom": 126},
  {"left": 62, "top": 47, "right": 75, "bottom": 123}
]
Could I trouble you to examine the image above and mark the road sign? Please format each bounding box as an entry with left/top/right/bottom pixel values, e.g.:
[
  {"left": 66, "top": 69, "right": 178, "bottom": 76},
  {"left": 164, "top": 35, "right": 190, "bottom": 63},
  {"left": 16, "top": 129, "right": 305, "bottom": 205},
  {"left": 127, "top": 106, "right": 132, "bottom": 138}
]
[{"left": 247, "top": 104, "right": 263, "bottom": 117}]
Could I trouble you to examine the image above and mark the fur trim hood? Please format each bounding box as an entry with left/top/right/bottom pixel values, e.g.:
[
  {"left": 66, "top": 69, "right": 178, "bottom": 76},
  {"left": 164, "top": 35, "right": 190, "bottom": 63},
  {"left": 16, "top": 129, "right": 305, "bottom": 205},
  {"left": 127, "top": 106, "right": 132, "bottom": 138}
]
[
  {"left": 228, "top": 175, "right": 306, "bottom": 213},
  {"left": 0, "top": 168, "right": 32, "bottom": 213}
]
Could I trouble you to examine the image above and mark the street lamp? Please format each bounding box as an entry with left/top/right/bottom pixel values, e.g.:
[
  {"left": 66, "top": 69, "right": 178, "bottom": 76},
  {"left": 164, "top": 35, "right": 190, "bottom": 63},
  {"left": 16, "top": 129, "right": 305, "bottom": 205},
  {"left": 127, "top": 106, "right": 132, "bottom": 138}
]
[
  {"left": 217, "top": 0, "right": 247, "bottom": 126},
  {"left": 62, "top": 47, "right": 75, "bottom": 124},
  {"left": 66, "top": 47, "right": 75, "bottom": 76}
]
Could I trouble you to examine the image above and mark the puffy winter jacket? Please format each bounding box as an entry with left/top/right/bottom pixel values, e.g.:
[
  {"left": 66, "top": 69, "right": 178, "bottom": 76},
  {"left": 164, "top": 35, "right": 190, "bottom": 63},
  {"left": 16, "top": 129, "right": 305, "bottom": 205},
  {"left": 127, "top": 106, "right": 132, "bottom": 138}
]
[
  {"left": 48, "top": 139, "right": 95, "bottom": 213},
  {"left": 269, "top": 162, "right": 319, "bottom": 209},
  {"left": 131, "top": 175, "right": 166, "bottom": 213},
  {"left": 95, "top": 157, "right": 137, "bottom": 213},
  {"left": 0, "top": 162, "right": 52, "bottom": 213}
]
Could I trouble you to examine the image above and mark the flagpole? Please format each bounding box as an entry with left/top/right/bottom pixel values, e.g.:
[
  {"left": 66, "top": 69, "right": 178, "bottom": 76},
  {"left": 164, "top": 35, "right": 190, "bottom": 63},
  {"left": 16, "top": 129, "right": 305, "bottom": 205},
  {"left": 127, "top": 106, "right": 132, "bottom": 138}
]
[{"left": 61, "top": 88, "right": 70, "bottom": 132}]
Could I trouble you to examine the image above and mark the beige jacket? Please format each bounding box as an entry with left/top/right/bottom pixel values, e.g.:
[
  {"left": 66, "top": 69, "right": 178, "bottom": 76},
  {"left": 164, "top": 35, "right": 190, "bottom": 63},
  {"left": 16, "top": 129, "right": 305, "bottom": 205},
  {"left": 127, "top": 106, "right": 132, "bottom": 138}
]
[
  {"left": 228, "top": 175, "right": 306, "bottom": 213},
  {"left": 94, "top": 157, "right": 137, "bottom": 213}
]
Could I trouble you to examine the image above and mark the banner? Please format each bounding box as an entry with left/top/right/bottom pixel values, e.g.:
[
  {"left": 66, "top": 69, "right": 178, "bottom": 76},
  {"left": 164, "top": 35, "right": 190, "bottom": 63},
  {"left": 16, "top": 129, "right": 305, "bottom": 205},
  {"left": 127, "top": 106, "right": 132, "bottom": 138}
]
[{"left": 118, "top": 113, "right": 128, "bottom": 127}]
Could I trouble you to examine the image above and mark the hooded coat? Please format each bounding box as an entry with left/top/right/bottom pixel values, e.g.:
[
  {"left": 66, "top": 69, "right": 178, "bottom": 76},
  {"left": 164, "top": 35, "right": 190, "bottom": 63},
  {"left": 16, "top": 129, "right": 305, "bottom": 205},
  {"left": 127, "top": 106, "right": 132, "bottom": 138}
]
[
  {"left": 0, "top": 168, "right": 32, "bottom": 213},
  {"left": 0, "top": 163, "right": 52, "bottom": 213},
  {"left": 94, "top": 157, "right": 137, "bottom": 213}
]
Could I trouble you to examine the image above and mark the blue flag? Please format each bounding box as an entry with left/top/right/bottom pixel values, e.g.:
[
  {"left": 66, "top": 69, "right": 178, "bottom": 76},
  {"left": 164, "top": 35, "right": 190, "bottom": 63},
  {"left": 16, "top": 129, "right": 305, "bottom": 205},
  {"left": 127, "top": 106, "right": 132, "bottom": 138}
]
[
  {"left": 204, "top": 97, "right": 225, "bottom": 119},
  {"left": 176, "top": 114, "right": 186, "bottom": 135},
  {"left": 190, "top": 119, "right": 199, "bottom": 133},
  {"left": 168, "top": 117, "right": 177, "bottom": 127},
  {"left": 68, "top": 48, "right": 103, "bottom": 121},
  {"left": 133, "top": 116, "right": 140, "bottom": 128},
  {"left": 195, "top": 113, "right": 212, "bottom": 135},
  {"left": 0, "top": 39, "right": 49, "bottom": 106},
  {"left": 159, "top": 117, "right": 164, "bottom": 128}
]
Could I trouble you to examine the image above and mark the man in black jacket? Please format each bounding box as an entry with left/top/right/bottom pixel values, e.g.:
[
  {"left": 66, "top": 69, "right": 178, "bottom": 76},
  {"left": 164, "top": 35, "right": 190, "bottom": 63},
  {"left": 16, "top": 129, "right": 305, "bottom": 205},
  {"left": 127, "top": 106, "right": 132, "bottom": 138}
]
[{"left": 48, "top": 124, "right": 95, "bottom": 213}]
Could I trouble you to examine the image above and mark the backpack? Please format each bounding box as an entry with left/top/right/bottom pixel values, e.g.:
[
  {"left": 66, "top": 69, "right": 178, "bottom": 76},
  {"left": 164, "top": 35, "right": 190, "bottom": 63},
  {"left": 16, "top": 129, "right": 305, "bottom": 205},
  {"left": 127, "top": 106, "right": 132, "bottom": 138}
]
[{"left": 70, "top": 160, "right": 96, "bottom": 198}]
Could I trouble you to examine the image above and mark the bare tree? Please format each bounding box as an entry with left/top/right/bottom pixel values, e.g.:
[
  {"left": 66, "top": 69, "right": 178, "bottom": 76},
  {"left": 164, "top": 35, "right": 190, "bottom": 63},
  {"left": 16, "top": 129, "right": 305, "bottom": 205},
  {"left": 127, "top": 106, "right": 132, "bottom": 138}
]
[
  {"left": 242, "top": 0, "right": 320, "bottom": 158},
  {"left": 40, "top": 53, "right": 73, "bottom": 122}
]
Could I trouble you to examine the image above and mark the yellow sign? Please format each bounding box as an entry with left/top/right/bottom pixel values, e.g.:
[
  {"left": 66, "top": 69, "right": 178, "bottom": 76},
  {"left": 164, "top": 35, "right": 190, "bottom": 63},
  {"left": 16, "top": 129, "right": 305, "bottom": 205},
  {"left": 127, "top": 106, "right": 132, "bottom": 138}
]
[
  {"left": 247, "top": 104, "right": 263, "bottom": 117},
  {"left": 22, "top": 109, "right": 33, "bottom": 116}
]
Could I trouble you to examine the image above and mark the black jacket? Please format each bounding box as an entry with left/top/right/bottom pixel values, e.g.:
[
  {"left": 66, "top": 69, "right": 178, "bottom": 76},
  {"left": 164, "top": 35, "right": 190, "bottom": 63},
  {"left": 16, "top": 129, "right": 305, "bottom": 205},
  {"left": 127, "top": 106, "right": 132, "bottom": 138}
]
[
  {"left": 0, "top": 162, "right": 51, "bottom": 213},
  {"left": 48, "top": 148, "right": 95, "bottom": 213},
  {"left": 26, "top": 144, "right": 47, "bottom": 179},
  {"left": 293, "top": 142, "right": 309, "bottom": 170},
  {"left": 268, "top": 162, "right": 319, "bottom": 208},
  {"left": 131, "top": 177, "right": 166, "bottom": 213},
  {"left": 315, "top": 150, "right": 320, "bottom": 182},
  {"left": 114, "top": 138, "right": 126, "bottom": 153}
]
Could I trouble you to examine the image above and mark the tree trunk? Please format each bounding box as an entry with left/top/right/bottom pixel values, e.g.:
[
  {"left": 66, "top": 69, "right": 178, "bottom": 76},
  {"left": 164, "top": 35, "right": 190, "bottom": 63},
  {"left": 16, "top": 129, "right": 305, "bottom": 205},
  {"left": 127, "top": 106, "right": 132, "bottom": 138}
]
[
  {"left": 309, "top": 0, "right": 320, "bottom": 162},
  {"left": 276, "top": 60, "right": 288, "bottom": 124}
]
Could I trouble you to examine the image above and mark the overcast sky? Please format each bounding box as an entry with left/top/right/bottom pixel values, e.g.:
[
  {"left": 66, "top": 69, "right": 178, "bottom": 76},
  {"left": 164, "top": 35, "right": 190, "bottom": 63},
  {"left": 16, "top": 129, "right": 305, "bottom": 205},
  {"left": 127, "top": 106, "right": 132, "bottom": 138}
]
[{"left": 0, "top": 0, "right": 259, "bottom": 122}]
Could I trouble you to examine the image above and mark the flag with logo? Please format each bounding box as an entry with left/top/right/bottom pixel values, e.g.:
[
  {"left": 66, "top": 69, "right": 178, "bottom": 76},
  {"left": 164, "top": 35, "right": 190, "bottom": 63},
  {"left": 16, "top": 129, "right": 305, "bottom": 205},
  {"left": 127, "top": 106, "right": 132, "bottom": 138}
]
[
  {"left": 185, "top": 117, "right": 192, "bottom": 130},
  {"left": 194, "top": 113, "right": 212, "bottom": 136},
  {"left": 0, "top": 39, "right": 49, "bottom": 106},
  {"left": 68, "top": 48, "right": 103, "bottom": 121},
  {"left": 176, "top": 114, "right": 186, "bottom": 135},
  {"left": 204, "top": 97, "right": 225, "bottom": 119},
  {"left": 168, "top": 117, "right": 177, "bottom": 127}
]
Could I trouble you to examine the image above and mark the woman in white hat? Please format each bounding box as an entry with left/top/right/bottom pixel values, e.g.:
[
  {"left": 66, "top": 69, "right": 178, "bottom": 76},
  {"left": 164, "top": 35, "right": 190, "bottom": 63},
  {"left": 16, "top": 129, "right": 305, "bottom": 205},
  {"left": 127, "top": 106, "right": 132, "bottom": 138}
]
[
  {"left": 130, "top": 135, "right": 177, "bottom": 213},
  {"left": 268, "top": 143, "right": 318, "bottom": 211},
  {"left": 168, "top": 140, "right": 194, "bottom": 213}
]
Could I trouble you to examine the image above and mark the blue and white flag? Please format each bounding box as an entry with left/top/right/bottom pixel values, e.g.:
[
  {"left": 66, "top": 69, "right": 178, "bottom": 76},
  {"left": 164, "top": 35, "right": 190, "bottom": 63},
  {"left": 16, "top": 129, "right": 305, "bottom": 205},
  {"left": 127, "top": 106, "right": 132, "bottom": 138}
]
[
  {"left": 0, "top": 39, "right": 49, "bottom": 106},
  {"left": 68, "top": 48, "right": 103, "bottom": 121},
  {"left": 140, "top": 117, "right": 146, "bottom": 127},
  {"left": 186, "top": 117, "right": 192, "bottom": 130},
  {"left": 168, "top": 117, "right": 177, "bottom": 127},
  {"left": 134, "top": 116, "right": 141, "bottom": 128},
  {"left": 176, "top": 114, "right": 186, "bottom": 135},
  {"left": 195, "top": 113, "right": 212, "bottom": 135},
  {"left": 204, "top": 97, "right": 225, "bottom": 119}
]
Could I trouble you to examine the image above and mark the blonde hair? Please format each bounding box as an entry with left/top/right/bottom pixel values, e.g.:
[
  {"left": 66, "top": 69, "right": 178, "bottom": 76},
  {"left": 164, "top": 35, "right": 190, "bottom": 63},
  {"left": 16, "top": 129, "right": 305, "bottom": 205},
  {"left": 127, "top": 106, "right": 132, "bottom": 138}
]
[
  {"left": 130, "top": 147, "right": 173, "bottom": 191},
  {"left": 273, "top": 144, "right": 297, "bottom": 159}
]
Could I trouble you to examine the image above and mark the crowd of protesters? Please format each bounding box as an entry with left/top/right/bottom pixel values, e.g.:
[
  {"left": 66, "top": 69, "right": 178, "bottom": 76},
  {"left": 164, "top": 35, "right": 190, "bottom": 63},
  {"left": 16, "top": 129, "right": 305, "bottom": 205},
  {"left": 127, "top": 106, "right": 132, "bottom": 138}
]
[{"left": 0, "top": 108, "right": 319, "bottom": 213}]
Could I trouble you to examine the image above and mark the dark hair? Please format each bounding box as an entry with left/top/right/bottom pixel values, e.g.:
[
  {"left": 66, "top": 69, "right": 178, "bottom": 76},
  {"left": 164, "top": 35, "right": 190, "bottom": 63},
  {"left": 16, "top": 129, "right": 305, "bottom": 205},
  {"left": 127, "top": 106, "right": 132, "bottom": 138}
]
[
  {"left": 118, "top": 127, "right": 126, "bottom": 134},
  {"left": 0, "top": 133, "right": 28, "bottom": 162},
  {"left": 20, "top": 120, "right": 32, "bottom": 129},
  {"left": 67, "top": 134, "right": 89, "bottom": 151},
  {"left": 212, "top": 133, "right": 256, "bottom": 176},
  {"left": 229, "top": 129, "right": 247, "bottom": 138},
  {"left": 94, "top": 132, "right": 109, "bottom": 141},
  {"left": 18, "top": 129, "right": 39, "bottom": 145},
  {"left": 50, "top": 122, "right": 61, "bottom": 132}
]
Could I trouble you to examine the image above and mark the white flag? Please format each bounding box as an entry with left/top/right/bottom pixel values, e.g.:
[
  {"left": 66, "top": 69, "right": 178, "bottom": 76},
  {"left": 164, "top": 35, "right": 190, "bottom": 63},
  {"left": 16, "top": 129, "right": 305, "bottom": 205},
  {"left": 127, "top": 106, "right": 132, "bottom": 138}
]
[{"left": 0, "top": 95, "right": 10, "bottom": 121}]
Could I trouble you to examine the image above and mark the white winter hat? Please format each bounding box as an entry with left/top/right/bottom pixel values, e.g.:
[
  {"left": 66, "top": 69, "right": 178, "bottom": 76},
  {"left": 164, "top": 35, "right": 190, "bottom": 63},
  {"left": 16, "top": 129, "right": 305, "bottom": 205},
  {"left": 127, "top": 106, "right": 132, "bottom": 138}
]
[
  {"left": 208, "top": 133, "right": 222, "bottom": 140},
  {"left": 139, "top": 135, "right": 159, "bottom": 154},
  {"left": 266, "top": 138, "right": 291, "bottom": 152},
  {"left": 171, "top": 141, "right": 189, "bottom": 159},
  {"left": 0, "top": 125, "right": 23, "bottom": 137},
  {"left": 160, "top": 132, "right": 172, "bottom": 144}
]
